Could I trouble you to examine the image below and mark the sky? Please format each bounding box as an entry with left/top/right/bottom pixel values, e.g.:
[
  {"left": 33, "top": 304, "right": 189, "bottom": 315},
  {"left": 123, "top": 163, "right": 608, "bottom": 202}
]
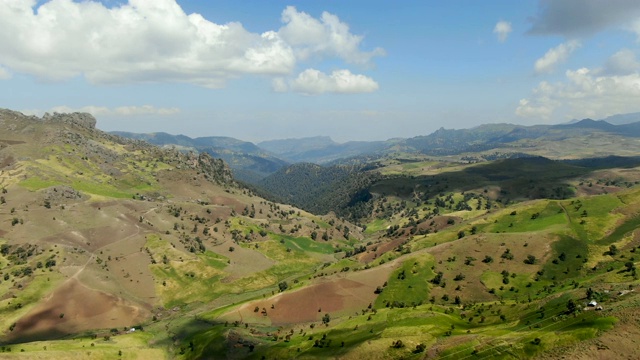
[{"left": 2, "top": 0, "right": 640, "bottom": 143}]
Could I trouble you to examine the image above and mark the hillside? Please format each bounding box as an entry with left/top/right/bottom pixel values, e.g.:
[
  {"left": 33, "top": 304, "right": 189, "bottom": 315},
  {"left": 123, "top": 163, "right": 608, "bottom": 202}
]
[
  {"left": 112, "top": 131, "right": 289, "bottom": 183},
  {"left": 0, "top": 110, "right": 368, "bottom": 356},
  {"left": 258, "top": 136, "right": 391, "bottom": 164},
  {"left": 198, "top": 150, "right": 640, "bottom": 360},
  {"left": 0, "top": 109, "right": 639, "bottom": 360},
  {"left": 257, "top": 163, "right": 379, "bottom": 221}
]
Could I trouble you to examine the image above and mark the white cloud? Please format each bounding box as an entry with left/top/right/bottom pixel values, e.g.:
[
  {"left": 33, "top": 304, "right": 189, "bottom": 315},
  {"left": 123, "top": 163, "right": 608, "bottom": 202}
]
[
  {"left": 113, "top": 105, "right": 181, "bottom": 116},
  {"left": 515, "top": 98, "right": 555, "bottom": 119},
  {"left": 602, "top": 48, "right": 640, "bottom": 75},
  {"left": 534, "top": 40, "right": 581, "bottom": 74},
  {"left": 275, "top": 69, "right": 379, "bottom": 95},
  {"left": 278, "top": 6, "right": 385, "bottom": 65},
  {"left": 27, "top": 105, "right": 180, "bottom": 117},
  {"left": 517, "top": 67, "right": 640, "bottom": 121},
  {"left": 493, "top": 21, "right": 512, "bottom": 42},
  {"left": 631, "top": 19, "right": 640, "bottom": 40},
  {"left": 0, "top": 1, "right": 382, "bottom": 91}
]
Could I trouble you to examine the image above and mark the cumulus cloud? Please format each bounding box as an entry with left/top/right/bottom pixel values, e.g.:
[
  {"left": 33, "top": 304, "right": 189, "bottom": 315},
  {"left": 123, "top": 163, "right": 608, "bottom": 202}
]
[
  {"left": 278, "top": 6, "right": 385, "bottom": 65},
  {"left": 534, "top": 40, "right": 581, "bottom": 74},
  {"left": 274, "top": 69, "right": 379, "bottom": 95},
  {"left": 493, "top": 21, "right": 512, "bottom": 42},
  {"left": 0, "top": 1, "right": 382, "bottom": 92},
  {"left": 517, "top": 67, "right": 640, "bottom": 121},
  {"left": 112, "top": 105, "right": 181, "bottom": 116},
  {"left": 602, "top": 48, "right": 640, "bottom": 75},
  {"left": 27, "top": 105, "right": 180, "bottom": 117},
  {"left": 528, "top": 0, "right": 640, "bottom": 37}
]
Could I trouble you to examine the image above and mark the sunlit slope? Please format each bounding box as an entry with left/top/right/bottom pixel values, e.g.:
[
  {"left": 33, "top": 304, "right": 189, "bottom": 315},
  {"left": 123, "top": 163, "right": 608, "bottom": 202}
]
[
  {"left": 0, "top": 110, "right": 366, "bottom": 355},
  {"left": 180, "top": 156, "right": 640, "bottom": 359}
]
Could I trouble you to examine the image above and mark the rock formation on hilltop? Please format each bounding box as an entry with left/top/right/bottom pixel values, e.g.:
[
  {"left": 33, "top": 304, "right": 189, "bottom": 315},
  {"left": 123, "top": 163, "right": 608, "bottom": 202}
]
[{"left": 42, "top": 112, "right": 97, "bottom": 130}]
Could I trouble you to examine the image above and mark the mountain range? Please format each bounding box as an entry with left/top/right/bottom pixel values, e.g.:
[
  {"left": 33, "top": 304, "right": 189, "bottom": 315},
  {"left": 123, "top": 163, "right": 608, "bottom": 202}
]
[{"left": 114, "top": 116, "right": 640, "bottom": 183}]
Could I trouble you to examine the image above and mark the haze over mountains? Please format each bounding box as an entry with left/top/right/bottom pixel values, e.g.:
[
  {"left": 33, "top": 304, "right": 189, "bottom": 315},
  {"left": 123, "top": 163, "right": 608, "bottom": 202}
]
[{"left": 113, "top": 113, "right": 640, "bottom": 183}]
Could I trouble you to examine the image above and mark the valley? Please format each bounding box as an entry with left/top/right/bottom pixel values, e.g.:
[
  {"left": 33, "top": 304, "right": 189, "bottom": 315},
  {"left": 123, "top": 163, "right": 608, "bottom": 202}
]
[{"left": 0, "top": 109, "right": 639, "bottom": 359}]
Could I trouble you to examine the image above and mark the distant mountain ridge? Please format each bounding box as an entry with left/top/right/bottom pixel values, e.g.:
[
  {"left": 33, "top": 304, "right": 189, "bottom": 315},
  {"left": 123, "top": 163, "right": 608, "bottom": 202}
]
[
  {"left": 113, "top": 114, "right": 640, "bottom": 183},
  {"left": 258, "top": 136, "right": 390, "bottom": 164}
]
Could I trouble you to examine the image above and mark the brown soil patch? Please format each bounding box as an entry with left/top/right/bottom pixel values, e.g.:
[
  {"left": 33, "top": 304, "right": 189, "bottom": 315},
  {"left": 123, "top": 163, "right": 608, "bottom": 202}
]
[
  {"left": 7, "top": 279, "right": 148, "bottom": 343},
  {"left": 40, "top": 213, "right": 142, "bottom": 252},
  {"left": 226, "top": 265, "right": 396, "bottom": 325},
  {"left": 0, "top": 155, "right": 14, "bottom": 168},
  {"left": 0, "top": 139, "right": 25, "bottom": 145},
  {"left": 575, "top": 184, "right": 622, "bottom": 197},
  {"left": 211, "top": 240, "right": 275, "bottom": 282},
  {"left": 358, "top": 237, "right": 406, "bottom": 263},
  {"left": 209, "top": 196, "right": 243, "bottom": 210}
]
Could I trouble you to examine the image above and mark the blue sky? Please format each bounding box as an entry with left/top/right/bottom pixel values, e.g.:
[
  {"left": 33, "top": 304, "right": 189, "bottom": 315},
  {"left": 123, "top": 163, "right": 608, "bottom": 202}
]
[{"left": 2, "top": 0, "right": 640, "bottom": 142}]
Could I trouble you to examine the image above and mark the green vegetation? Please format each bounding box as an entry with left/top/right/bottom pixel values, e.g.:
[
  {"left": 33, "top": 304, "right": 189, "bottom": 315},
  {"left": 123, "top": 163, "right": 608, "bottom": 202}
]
[
  {"left": 269, "top": 234, "right": 335, "bottom": 254},
  {"left": 374, "top": 254, "right": 434, "bottom": 309}
]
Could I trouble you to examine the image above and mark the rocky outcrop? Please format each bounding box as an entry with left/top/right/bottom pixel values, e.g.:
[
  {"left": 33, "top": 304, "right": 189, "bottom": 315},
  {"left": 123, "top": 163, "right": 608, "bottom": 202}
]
[
  {"left": 43, "top": 185, "right": 85, "bottom": 203},
  {"left": 43, "top": 112, "right": 97, "bottom": 130},
  {"left": 195, "top": 152, "right": 235, "bottom": 186}
]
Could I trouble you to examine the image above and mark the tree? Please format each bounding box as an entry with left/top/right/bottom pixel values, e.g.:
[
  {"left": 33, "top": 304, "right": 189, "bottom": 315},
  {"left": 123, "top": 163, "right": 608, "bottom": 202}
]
[
  {"left": 524, "top": 255, "right": 536, "bottom": 265},
  {"left": 278, "top": 281, "right": 289, "bottom": 292},
  {"left": 322, "top": 313, "right": 330, "bottom": 325},
  {"left": 482, "top": 255, "right": 493, "bottom": 263},
  {"left": 624, "top": 262, "right": 636, "bottom": 272},
  {"left": 430, "top": 272, "right": 444, "bottom": 285},
  {"left": 501, "top": 248, "right": 514, "bottom": 260},
  {"left": 586, "top": 287, "right": 595, "bottom": 300},
  {"left": 566, "top": 299, "right": 577, "bottom": 314}
]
